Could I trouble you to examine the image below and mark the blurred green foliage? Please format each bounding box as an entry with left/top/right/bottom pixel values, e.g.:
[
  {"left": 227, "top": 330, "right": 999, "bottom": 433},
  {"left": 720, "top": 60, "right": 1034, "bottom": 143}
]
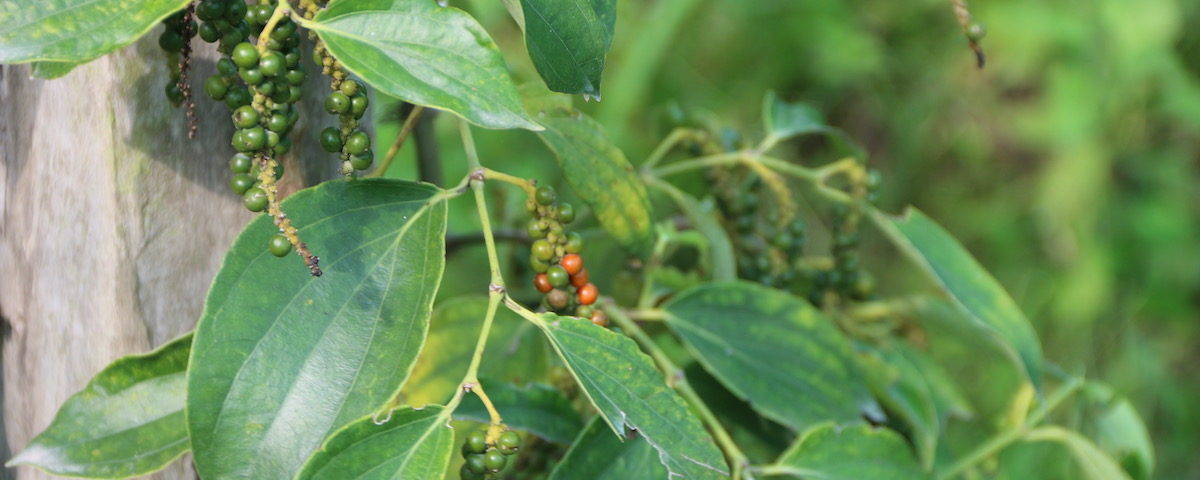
[{"left": 376, "top": 0, "right": 1200, "bottom": 477}]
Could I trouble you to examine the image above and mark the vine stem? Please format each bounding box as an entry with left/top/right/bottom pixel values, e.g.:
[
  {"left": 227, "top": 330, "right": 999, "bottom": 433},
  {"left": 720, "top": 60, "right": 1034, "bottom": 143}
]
[
  {"left": 257, "top": 1, "right": 291, "bottom": 54},
  {"left": 482, "top": 169, "right": 537, "bottom": 197},
  {"left": 604, "top": 302, "right": 750, "bottom": 479},
  {"left": 648, "top": 151, "right": 854, "bottom": 205},
  {"left": 641, "top": 127, "right": 705, "bottom": 172},
  {"left": 367, "top": 105, "right": 426, "bottom": 178},
  {"left": 935, "top": 376, "right": 1084, "bottom": 479}
]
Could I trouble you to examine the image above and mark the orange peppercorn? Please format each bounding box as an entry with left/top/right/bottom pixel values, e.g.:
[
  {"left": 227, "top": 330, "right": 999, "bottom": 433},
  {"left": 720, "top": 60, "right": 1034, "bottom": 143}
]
[
  {"left": 533, "top": 273, "right": 552, "bottom": 293},
  {"left": 590, "top": 309, "right": 609, "bottom": 328},
  {"left": 560, "top": 254, "right": 583, "bottom": 275},
  {"left": 570, "top": 268, "right": 589, "bottom": 288},
  {"left": 577, "top": 283, "right": 598, "bottom": 305}
]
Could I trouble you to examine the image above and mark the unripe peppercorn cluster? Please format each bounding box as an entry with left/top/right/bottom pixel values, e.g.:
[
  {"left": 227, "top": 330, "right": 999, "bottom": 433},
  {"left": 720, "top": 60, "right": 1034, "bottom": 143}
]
[
  {"left": 195, "top": 0, "right": 310, "bottom": 260},
  {"left": 459, "top": 429, "right": 521, "bottom": 480},
  {"left": 312, "top": 41, "right": 373, "bottom": 174},
  {"left": 525, "top": 185, "right": 607, "bottom": 327}
]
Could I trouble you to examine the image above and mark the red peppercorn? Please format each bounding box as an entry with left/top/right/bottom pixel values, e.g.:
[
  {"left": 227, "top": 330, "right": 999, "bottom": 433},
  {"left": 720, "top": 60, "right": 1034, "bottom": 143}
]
[
  {"left": 570, "top": 268, "right": 589, "bottom": 288},
  {"left": 590, "top": 309, "right": 608, "bottom": 328},
  {"left": 577, "top": 283, "right": 598, "bottom": 305},
  {"left": 560, "top": 254, "right": 583, "bottom": 275}
]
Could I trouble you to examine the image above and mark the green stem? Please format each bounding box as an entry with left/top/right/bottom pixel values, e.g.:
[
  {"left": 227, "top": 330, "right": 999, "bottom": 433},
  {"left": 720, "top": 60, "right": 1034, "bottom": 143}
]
[
  {"left": 649, "top": 150, "right": 853, "bottom": 205},
  {"left": 256, "top": 2, "right": 290, "bottom": 54},
  {"left": 367, "top": 105, "right": 425, "bottom": 178},
  {"left": 605, "top": 302, "right": 750, "bottom": 479},
  {"left": 641, "top": 127, "right": 705, "bottom": 172},
  {"left": 935, "top": 376, "right": 1084, "bottom": 480}
]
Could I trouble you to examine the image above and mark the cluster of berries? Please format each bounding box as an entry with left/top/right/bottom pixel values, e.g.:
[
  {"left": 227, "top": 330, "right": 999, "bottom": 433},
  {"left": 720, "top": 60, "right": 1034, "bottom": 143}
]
[
  {"left": 157, "top": 10, "right": 196, "bottom": 106},
  {"left": 459, "top": 429, "right": 521, "bottom": 480},
  {"left": 525, "top": 186, "right": 606, "bottom": 327}
]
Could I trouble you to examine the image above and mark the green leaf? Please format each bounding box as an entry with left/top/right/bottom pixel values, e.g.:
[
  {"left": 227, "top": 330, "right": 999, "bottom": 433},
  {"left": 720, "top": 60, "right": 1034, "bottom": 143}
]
[
  {"left": 644, "top": 177, "right": 736, "bottom": 281},
  {"left": 402, "top": 296, "right": 551, "bottom": 407},
  {"left": 187, "top": 179, "right": 448, "bottom": 479},
  {"left": 1083, "top": 384, "right": 1154, "bottom": 480},
  {"left": 859, "top": 342, "right": 960, "bottom": 470},
  {"left": 518, "top": 0, "right": 616, "bottom": 96},
  {"left": 536, "top": 108, "right": 656, "bottom": 258},
  {"left": 1024, "top": 426, "right": 1132, "bottom": 480},
  {"left": 662, "top": 281, "right": 879, "bottom": 431},
  {"left": 31, "top": 60, "right": 82, "bottom": 79},
  {"left": 6, "top": 333, "right": 192, "bottom": 478},
  {"left": 306, "top": 0, "right": 539, "bottom": 131},
  {"left": 522, "top": 312, "right": 729, "bottom": 479},
  {"left": 295, "top": 405, "right": 455, "bottom": 480},
  {"left": 0, "top": 0, "right": 188, "bottom": 64},
  {"left": 549, "top": 416, "right": 667, "bottom": 480},
  {"left": 455, "top": 380, "right": 582, "bottom": 444},
  {"left": 762, "top": 90, "right": 828, "bottom": 142},
  {"left": 770, "top": 423, "right": 927, "bottom": 479},
  {"left": 872, "top": 207, "right": 1044, "bottom": 392}
]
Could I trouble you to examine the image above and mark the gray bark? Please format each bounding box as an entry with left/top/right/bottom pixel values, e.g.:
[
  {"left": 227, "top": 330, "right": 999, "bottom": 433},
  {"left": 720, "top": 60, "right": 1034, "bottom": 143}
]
[{"left": 0, "top": 34, "right": 336, "bottom": 480}]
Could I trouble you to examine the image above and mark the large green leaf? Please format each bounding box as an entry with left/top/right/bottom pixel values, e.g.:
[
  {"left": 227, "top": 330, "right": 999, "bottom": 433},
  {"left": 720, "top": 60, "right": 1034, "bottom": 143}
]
[
  {"left": 1024, "top": 426, "right": 1132, "bottom": 480},
  {"left": 518, "top": 0, "right": 616, "bottom": 96},
  {"left": 31, "top": 60, "right": 82, "bottom": 79},
  {"left": 6, "top": 333, "right": 192, "bottom": 478},
  {"left": 402, "top": 296, "right": 550, "bottom": 406},
  {"left": 549, "top": 416, "right": 667, "bottom": 480},
  {"left": 643, "top": 177, "right": 736, "bottom": 281},
  {"left": 536, "top": 108, "right": 655, "bottom": 258},
  {"left": 872, "top": 207, "right": 1044, "bottom": 392},
  {"left": 663, "top": 282, "right": 879, "bottom": 431},
  {"left": 295, "top": 405, "right": 455, "bottom": 480},
  {"left": 0, "top": 0, "right": 188, "bottom": 64},
  {"left": 520, "top": 311, "right": 729, "bottom": 479},
  {"left": 769, "top": 424, "right": 927, "bottom": 479},
  {"left": 455, "top": 380, "right": 582, "bottom": 444},
  {"left": 187, "top": 179, "right": 448, "bottom": 479},
  {"left": 305, "top": 0, "right": 539, "bottom": 131}
]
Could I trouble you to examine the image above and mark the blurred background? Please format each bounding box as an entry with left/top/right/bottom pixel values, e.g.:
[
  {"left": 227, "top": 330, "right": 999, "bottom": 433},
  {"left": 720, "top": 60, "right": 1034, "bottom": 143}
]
[{"left": 376, "top": 0, "right": 1200, "bottom": 477}]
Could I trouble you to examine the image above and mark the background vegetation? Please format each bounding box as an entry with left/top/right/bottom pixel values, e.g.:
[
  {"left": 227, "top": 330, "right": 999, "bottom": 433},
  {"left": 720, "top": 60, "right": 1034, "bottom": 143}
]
[{"left": 375, "top": 0, "right": 1200, "bottom": 477}]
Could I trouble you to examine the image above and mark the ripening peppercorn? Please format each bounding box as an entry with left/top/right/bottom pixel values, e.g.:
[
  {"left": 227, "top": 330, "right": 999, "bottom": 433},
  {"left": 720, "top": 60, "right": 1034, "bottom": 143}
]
[
  {"left": 577, "top": 283, "right": 598, "bottom": 305},
  {"left": 533, "top": 273, "right": 552, "bottom": 293},
  {"left": 590, "top": 309, "right": 609, "bottom": 327},
  {"left": 560, "top": 254, "right": 583, "bottom": 275},
  {"left": 547, "top": 289, "right": 569, "bottom": 310},
  {"left": 546, "top": 266, "right": 569, "bottom": 287},
  {"left": 564, "top": 232, "right": 584, "bottom": 253},
  {"left": 570, "top": 268, "right": 589, "bottom": 288}
]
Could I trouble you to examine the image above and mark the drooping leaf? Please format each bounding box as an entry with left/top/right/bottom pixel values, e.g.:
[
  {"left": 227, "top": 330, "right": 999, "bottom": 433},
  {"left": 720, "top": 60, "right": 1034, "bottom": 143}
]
[
  {"left": 643, "top": 177, "right": 736, "bottom": 281},
  {"left": 518, "top": 0, "right": 616, "bottom": 96},
  {"left": 455, "top": 380, "right": 583, "bottom": 444},
  {"left": 187, "top": 179, "right": 448, "bottom": 479},
  {"left": 1083, "top": 384, "right": 1154, "bottom": 480},
  {"left": 31, "top": 60, "right": 82, "bottom": 79},
  {"left": 549, "top": 416, "right": 667, "bottom": 480},
  {"left": 761, "top": 90, "right": 828, "bottom": 142},
  {"left": 859, "top": 342, "right": 959, "bottom": 470},
  {"left": 684, "top": 363, "right": 791, "bottom": 465},
  {"left": 306, "top": 0, "right": 540, "bottom": 130},
  {"left": 1024, "top": 426, "right": 1133, "bottom": 480},
  {"left": 520, "top": 312, "right": 729, "bottom": 479},
  {"left": 0, "top": 0, "right": 189, "bottom": 64},
  {"left": 402, "top": 296, "right": 551, "bottom": 407},
  {"left": 771, "top": 423, "right": 927, "bottom": 480},
  {"left": 295, "top": 405, "right": 455, "bottom": 480},
  {"left": 662, "top": 282, "right": 880, "bottom": 431},
  {"left": 872, "top": 207, "right": 1044, "bottom": 392},
  {"left": 6, "top": 333, "right": 192, "bottom": 478},
  {"left": 536, "top": 108, "right": 655, "bottom": 258}
]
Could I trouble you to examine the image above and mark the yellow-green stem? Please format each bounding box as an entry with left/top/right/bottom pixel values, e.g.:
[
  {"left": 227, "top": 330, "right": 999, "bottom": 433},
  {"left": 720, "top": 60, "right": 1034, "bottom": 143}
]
[
  {"left": 367, "top": 105, "right": 426, "bottom": 178},
  {"left": 257, "top": 2, "right": 290, "bottom": 54}
]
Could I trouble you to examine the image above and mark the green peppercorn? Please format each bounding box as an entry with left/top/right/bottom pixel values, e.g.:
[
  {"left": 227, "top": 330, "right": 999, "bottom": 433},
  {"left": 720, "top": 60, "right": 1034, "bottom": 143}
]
[
  {"left": 273, "top": 137, "right": 291, "bottom": 157},
  {"left": 258, "top": 51, "right": 284, "bottom": 76},
  {"left": 464, "top": 454, "right": 488, "bottom": 474},
  {"left": 324, "top": 92, "right": 350, "bottom": 114},
  {"left": 232, "top": 105, "right": 259, "bottom": 128},
  {"left": 243, "top": 187, "right": 268, "bottom": 212},
  {"left": 465, "top": 430, "right": 487, "bottom": 454},
  {"left": 497, "top": 431, "right": 520, "bottom": 454},
  {"left": 459, "top": 464, "right": 483, "bottom": 480},
  {"left": 265, "top": 113, "right": 289, "bottom": 133},
  {"left": 483, "top": 450, "right": 507, "bottom": 471},
  {"left": 557, "top": 202, "right": 576, "bottom": 223},
  {"left": 238, "top": 67, "right": 264, "bottom": 85},
  {"left": 224, "top": 0, "right": 246, "bottom": 22},
  {"left": 284, "top": 51, "right": 300, "bottom": 68},
  {"left": 535, "top": 186, "right": 556, "bottom": 206},
  {"left": 350, "top": 151, "right": 373, "bottom": 170},
  {"left": 164, "top": 82, "right": 184, "bottom": 105},
  {"left": 204, "top": 75, "right": 230, "bottom": 100},
  {"left": 229, "top": 173, "right": 255, "bottom": 194},
  {"left": 158, "top": 30, "right": 184, "bottom": 53},
  {"left": 284, "top": 68, "right": 305, "bottom": 86},
  {"left": 527, "top": 218, "right": 547, "bottom": 239},
  {"left": 229, "top": 153, "right": 253, "bottom": 173},
  {"left": 235, "top": 126, "right": 266, "bottom": 151},
  {"left": 546, "top": 266, "right": 569, "bottom": 287},
  {"left": 224, "top": 86, "right": 251, "bottom": 109},
  {"left": 530, "top": 255, "right": 549, "bottom": 273},
  {"left": 966, "top": 23, "right": 986, "bottom": 42},
  {"left": 531, "top": 239, "right": 554, "bottom": 261},
  {"left": 231, "top": 42, "right": 259, "bottom": 68},
  {"left": 344, "top": 131, "right": 370, "bottom": 155},
  {"left": 268, "top": 234, "right": 291, "bottom": 257},
  {"left": 216, "top": 57, "right": 238, "bottom": 77},
  {"left": 319, "top": 127, "right": 343, "bottom": 153},
  {"left": 350, "top": 94, "right": 369, "bottom": 118},
  {"left": 564, "top": 232, "right": 584, "bottom": 253}
]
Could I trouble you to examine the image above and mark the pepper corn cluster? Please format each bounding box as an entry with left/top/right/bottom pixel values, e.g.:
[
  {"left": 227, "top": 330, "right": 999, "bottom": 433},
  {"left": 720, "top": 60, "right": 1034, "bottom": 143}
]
[{"left": 524, "top": 186, "right": 606, "bottom": 327}]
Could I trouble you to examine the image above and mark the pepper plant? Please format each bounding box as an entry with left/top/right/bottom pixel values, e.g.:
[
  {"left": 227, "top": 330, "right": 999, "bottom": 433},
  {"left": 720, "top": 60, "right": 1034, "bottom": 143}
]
[{"left": 1, "top": 0, "right": 1153, "bottom": 479}]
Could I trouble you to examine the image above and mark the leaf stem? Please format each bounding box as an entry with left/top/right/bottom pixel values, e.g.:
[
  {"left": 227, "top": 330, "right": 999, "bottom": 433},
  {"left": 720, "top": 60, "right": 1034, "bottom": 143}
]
[
  {"left": 367, "top": 105, "right": 426, "bottom": 178},
  {"left": 481, "top": 169, "right": 537, "bottom": 197},
  {"left": 257, "top": 2, "right": 291, "bottom": 55},
  {"left": 604, "top": 301, "right": 750, "bottom": 479},
  {"left": 648, "top": 150, "right": 854, "bottom": 205},
  {"left": 935, "top": 375, "right": 1084, "bottom": 480},
  {"left": 641, "top": 127, "right": 706, "bottom": 172}
]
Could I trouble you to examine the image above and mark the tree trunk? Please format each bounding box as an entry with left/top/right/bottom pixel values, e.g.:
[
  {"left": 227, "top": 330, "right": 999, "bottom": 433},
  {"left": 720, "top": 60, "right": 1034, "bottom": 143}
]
[{"left": 0, "top": 35, "right": 335, "bottom": 480}]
